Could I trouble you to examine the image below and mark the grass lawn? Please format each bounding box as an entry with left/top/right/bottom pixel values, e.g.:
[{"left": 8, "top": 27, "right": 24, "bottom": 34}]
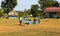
[
  {"left": 0, "top": 18, "right": 19, "bottom": 26},
  {"left": 0, "top": 18, "right": 60, "bottom": 36}
]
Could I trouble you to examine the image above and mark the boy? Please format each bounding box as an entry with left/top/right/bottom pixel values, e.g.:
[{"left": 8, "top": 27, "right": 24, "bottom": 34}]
[{"left": 19, "top": 17, "right": 22, "bottom": 26}]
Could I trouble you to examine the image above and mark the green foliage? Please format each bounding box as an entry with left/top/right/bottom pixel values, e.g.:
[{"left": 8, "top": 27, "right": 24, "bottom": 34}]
[
  {"left": 17, "top": 10, "right": 29, "bottom": 17},
  {"left": 31, "top": 4, "right": 39, "bottom": 17},
  {"left": 53, "top": 1, "right": 59, "bottom": 7},
  {"left": 38, "top": 0, "right": 59, "bottom": 9},
  {"left": 38, "top": 0, "right": 60, "bottom": 18},
  {"left": 23, "top": 12, "right": 28, "bottom": 17},
  {"left": 23, "top": 9, "right": 29, "bottom": 17},
  {"left": 1, "top": 0, "right": 17, "bottom": 14},
  {"left": 26, "top": 9, "right": 31, "bottom": 15},
  {"left": 0, "top": 9, "right": 4, "bottom": 17},
  {"left": 17, "top": 11, "right": 24, "bottom": 17}
]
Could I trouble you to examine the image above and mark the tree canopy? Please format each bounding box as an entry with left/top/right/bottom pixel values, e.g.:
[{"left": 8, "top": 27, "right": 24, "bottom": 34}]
[
  {"left": 38, "top": 0, "right": 60, "bottom": 17},
  {"left": 38, "top": 0, "right": 60, "bottom": 10},
  {"left": 31, "top": 4, "right": 39, "bottom": 17},
  {"left": 1, "top": 0, "right": 17, "bottom": 14}
]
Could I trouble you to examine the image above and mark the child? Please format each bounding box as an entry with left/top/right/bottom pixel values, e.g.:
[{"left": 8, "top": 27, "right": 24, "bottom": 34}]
[
  {"left": 24, "top": 16, "right": 27, "bottom": 23},
  {"left": 38, "top": 16, "right": 40, "bottom": 23},
  {"left": 19, "top": 17, "right": 22, "bottom": 26},
  {"left": 34, "top": 19, "right": 38, "bottom": 24}
]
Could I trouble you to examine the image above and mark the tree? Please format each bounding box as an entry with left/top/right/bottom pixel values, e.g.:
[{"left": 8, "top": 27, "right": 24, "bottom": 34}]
[
  {"left": 26, "top": 9, "right": 31, "bottom": 15},
  {"left": 17, "top": 11, "right": 24, "bottom": 17},
  {"left": 53, "top": 1, "right": 59, "bottom": 7},
  {"left": 38, "top": 0, "right": 59, "bottom": 10},
  {"left": 31, "top": 4, "right": 39, "bottom": 17},
  {"left": 23, "top": 9, "right": 28, "bottom": 16},
  {"left": 38, "top": 0, "right": 60, "bottom": 17},
  {"left": 0, "top": 9, "right": 4, "bottom": 18},
  {"left": 1, "top": 0, "right": 17, "bottom": 14}
]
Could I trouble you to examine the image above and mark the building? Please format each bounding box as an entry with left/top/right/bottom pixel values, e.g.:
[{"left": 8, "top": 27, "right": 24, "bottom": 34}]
[
  {"left": 8, "top": 11, "right": 18, "bottom": 18},
  {"left": 44, "top": 7, "right": 60, "bottom": 18}
]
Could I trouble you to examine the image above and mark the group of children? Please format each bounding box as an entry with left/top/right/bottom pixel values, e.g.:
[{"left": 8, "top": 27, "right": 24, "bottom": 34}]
[{"left": 19, "top": 16, "right": 40, "bottom": 26}]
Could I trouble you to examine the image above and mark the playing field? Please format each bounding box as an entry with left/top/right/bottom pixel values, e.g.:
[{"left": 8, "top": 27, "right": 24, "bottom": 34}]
[{"left": 0, "top": 18, "right": 60, "bottom": 36}]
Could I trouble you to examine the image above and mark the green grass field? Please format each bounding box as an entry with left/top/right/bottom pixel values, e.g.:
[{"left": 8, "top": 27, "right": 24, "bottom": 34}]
[{"left": 0, "top": 18, "right": 60, "bottom": 36}]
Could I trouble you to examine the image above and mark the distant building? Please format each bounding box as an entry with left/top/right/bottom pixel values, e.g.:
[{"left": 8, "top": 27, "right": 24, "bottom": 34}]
[
  {"left": 8, "top": 11, "right": 18, "bottom": 18},
  {"left": 44, "top": 7, "right": 60, "bottom": 18}
]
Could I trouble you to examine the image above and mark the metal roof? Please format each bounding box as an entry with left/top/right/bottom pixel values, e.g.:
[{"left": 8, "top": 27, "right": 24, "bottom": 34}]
[{"left": 44, "top": 7, "right": 60, "bottom": 12}]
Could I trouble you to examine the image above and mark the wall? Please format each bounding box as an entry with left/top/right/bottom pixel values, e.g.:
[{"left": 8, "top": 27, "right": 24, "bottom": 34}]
[{"left": 56, "top": 12, "right": 60, "bottom": 17}]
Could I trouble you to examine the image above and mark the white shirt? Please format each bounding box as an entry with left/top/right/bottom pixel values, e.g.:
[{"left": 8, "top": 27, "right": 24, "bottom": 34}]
[{"left": 19, "top": 17, "right": 22, "bottom": 21}]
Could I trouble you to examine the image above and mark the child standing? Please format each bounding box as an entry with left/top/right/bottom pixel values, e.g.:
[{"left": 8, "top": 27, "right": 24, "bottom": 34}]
[
  {"left": 38, "top": 16, "right": 40, "bottom": 23},
  {"left": 19, "top": 17, "right": 22, "bottom": 26}
]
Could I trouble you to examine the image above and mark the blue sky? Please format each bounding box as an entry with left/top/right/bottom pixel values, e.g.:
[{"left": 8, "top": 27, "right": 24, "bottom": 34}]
[
  {"left": 0, "top": 0, "right": 60, "bottom": 11},
  {"left": 14, "top": 0, "right": 38, "bottom": 11}
]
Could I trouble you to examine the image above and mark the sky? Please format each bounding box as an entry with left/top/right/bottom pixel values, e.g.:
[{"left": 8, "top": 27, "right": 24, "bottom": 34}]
[{"left": 0, "top": 0, "right": 60, "bottom": 11}]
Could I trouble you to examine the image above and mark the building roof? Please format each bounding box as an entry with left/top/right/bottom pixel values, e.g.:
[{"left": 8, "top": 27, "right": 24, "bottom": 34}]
[
  {"left": 44, "top": 7, "right": 60, "bottom": 12},
  {"left": 8, "top": 11, "right": 18, "bottom": 16}
]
